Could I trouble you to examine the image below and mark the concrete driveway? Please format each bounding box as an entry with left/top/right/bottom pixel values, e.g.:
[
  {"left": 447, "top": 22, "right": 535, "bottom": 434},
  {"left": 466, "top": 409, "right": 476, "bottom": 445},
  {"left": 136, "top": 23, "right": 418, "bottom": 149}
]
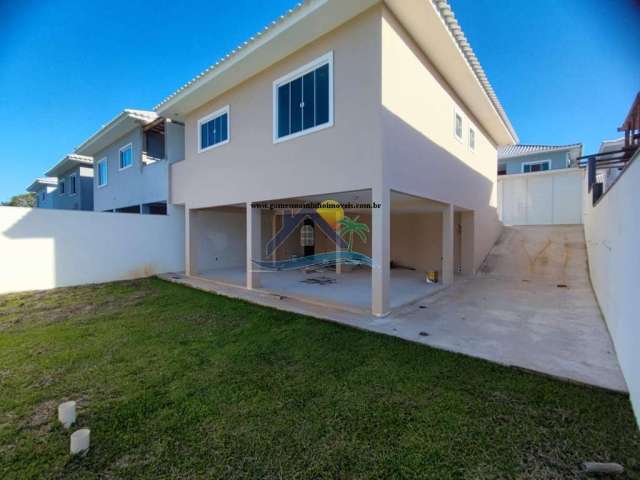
[{"left": 164, "top": 225, "right": 626, "bottom": 392}]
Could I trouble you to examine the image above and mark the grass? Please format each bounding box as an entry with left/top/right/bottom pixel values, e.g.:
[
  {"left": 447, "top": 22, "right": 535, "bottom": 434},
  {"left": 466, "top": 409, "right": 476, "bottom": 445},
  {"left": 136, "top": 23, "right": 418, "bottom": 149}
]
[{"left": 0, "top": 278, "right": 638, "bottom": 479}]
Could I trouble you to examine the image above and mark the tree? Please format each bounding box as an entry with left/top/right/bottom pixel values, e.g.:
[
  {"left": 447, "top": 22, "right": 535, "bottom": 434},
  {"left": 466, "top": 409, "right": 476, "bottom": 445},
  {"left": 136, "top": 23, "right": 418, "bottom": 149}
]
[
  {"left": 2, "top": 193, "right": 36, "bottom": 208},
  {"left": 338, "top": 215, "right": 369, "bottom": 252}
]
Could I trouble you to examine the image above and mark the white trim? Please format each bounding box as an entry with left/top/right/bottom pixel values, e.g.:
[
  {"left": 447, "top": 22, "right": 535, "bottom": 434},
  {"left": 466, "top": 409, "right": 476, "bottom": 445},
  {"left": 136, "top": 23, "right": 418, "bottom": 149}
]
[
  {"left": 453, "top": 107, "right": 463, "bottom": 143},
  {"left": 468, "top": 127, "right": 476, "bottom": 151},
  {"left": 521, "top": 159, "right": 551, "bottom": 173},
  {"left": 97, "top": 158, "right": 108, "bottom": 188},
  {"left": 118, "top": 143, "right": 133, "bottom": 171},
  {"left": 197, "top": 105, "right": 230, "bottom": 153},
  {"left": 272, "top": 51, "right": 334, "bottom": 144},
  {"left": 69, "top": 173, "right": 78, "bottom": 196}
]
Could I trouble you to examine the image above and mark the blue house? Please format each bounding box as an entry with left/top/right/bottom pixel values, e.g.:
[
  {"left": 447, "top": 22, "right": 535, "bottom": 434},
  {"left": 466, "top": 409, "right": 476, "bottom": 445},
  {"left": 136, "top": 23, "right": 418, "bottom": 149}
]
[{"left": 498, "top": 143, "right": 582, "bottom": 175}]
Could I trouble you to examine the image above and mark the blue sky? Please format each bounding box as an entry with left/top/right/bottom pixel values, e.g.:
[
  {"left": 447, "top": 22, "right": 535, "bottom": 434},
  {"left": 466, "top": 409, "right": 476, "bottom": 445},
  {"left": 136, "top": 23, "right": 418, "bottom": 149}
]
[{"left": 0, "top": 0, "right": 638, "bottom": 201}]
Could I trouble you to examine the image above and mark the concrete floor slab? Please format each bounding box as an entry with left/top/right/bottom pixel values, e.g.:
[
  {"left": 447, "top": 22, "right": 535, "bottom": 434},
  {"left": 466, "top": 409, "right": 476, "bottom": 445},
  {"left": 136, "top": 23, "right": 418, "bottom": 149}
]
[{"left": 161, "top": 225, "right": 627, "bottom": 392}]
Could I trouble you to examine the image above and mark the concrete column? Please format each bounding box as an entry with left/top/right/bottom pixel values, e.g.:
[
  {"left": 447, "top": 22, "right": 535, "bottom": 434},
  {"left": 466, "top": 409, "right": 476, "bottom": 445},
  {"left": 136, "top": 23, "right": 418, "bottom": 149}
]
[
  {"left": 442, "top": 203, "right": 455, "bottom": 285},
  {"left": 371, "top": 187, "right": 390, "bottom": 316},
  {"left": 460, "top": 211, "right": 475, "bottom": 276},
  {"left": 246, "top": 203, "right": 261, "bottom": 289},
  {"left": 185, "top": 208, "right": 193, "bottom": 276}
]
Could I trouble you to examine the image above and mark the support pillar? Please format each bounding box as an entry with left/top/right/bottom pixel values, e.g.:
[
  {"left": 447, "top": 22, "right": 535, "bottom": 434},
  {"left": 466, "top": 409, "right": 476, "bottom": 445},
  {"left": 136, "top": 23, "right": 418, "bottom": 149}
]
[
  {"left": 371, "top": 187, "right": 390, "bottom": 316},
  {"left": 185, "top": 207, "right": 193, "bottom": 276},
  {"left": 246, "top": 203, "right": 261, "bottom": 289},
  {"left": 442, "top": 203, "right": 455, "bottom": 285}
]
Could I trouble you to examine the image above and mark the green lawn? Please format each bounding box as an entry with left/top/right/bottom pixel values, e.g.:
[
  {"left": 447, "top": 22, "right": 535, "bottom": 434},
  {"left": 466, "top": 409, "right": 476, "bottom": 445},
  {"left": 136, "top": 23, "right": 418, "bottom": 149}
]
[{"left": 0, "top": 278, "right": 638, "bottom": 479}]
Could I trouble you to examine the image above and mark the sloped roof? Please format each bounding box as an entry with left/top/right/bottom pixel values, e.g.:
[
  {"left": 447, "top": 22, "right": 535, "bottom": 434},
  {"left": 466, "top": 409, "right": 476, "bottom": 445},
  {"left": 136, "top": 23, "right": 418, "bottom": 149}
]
[
  {"left": 26, "top": 177, "right": 58, "bottom": 193},
  {"left": 75, "top": 109, "right": 158, "bottom": 157},
  {"left": 154, "top": 0, "right": 517, "bottom": 144},
  {"left": 498, "top": 143, "right": 583, "bottom": 161},
  {"left": 45, "top": 154, "right": 94, "bottom": 178}
]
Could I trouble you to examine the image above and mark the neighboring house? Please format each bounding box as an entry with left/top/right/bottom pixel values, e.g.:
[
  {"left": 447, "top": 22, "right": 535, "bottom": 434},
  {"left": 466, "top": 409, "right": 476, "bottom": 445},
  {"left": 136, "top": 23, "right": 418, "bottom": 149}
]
[
  {"left": 44, "top": 154, "right": 94, "bottom": 211},
  {"left": 155, "top": 0, "right": 518, "bottom": 316},
  {"left": 497, "top": 143, "right": 582, "bottom": 175},
  {"left": 595, "top": 137, "right": 626, "bottom": 190},
  {"left": 75, "top": 110, "right": 184, "bottom": 214},
  {"left": 26, "top": 178, "right": 58, "bottom": 209}
]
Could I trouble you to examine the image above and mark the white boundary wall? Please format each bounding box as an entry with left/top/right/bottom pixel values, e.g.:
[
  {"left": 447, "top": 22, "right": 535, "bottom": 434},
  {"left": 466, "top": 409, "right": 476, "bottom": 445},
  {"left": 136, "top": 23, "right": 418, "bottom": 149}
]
[
  {"left": 0, "top": 206, "right": 184, "bottom": 294},
  {"left": 583, "top": 153, "right": 640, "bottom": 424},
  {"left": 498, "top": 168, "right": 583, "bottom": 225}
]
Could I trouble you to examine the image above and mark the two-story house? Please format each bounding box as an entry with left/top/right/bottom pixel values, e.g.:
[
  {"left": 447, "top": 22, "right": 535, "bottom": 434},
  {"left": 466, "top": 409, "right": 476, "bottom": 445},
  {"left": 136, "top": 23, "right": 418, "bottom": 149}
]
[
  {"left": 155, "top": 0, "right": 518, "bottom": 316},
  {"left": 43, "top": 154, "right": 94, "bottom": 211},
  {"left": 26, "top": 178, "right": 58, "bottom": 209},
  {"left": 75, "top": 109, "right": 184, "bottom": 214},
  {"left": 497, "top": 143, "right": 582, "bottom": 175}
]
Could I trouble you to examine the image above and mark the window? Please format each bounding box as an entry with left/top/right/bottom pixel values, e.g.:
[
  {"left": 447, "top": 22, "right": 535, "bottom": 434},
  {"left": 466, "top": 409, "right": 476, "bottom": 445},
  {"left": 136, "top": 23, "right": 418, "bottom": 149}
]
[
  {"left": 97, "top": 158, "right": 108, "bottom": 187},
  {"left": 59, "top": 180, "right": 65, "bottom": 195},
  {"left": 454, "top": 110, "right": 463, "bottom": 141},
  {"left": 119, "top": 143, "right": 133, "bottom": 170},
  {"left": 69, "top": 174, "right": 77, "bottom": 195},
  {"left": 198, "top": 106, "right": 229, "bottom": 152},
  {"left": 41, "top": 192, "right": 46, "bottom": 201},
  {"left": 469, "top": 128, "right": 476, "bottom": 150},
  {"left": 300, "top": 224, "right": 315, "bottom": 247},
  {"left": 274, "top": 51, "right": 333, "bottom": 143},
  {"left": 522, "top": 160, "right": 550, "bottom": 173}
]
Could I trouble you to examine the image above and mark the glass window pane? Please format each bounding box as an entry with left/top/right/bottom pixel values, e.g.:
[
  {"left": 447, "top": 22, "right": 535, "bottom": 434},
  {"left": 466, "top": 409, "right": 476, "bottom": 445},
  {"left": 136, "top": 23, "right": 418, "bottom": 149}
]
[
  {"left": 315, "top": 64, "right": 329, "bottom": 125},
  {"left": 215, "top": 116, "right": 222, "bottom": 145},
  {"left": 455, "top": 115, "right": 462, "bottom": 137},
  {"left": 207, "top": 119, "right": 216, "bottom": 147},
  {"left": 290, "top": 77, "right": 303, "bottom": 134},
  {"left": 303, "top": 71, "right": 315, "bottom": 129},
  {"left": 541, "top": 163, "right": 549, "bottom": 171},
  {"left": 278, "top": 84, "right": 290, "bottom": 138},
  {"left": 201, "top": 122, "right": 208, "bottom": 149},
  {"left": 220, "top": 113, "right": 228, "bottom": 142}
]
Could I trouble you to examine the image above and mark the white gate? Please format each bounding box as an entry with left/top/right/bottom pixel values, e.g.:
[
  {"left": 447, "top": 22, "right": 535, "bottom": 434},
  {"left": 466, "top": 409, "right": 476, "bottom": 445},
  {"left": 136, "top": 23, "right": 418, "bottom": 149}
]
[{"left": 498, "top": 168, "right": 583, "bottom": 225}]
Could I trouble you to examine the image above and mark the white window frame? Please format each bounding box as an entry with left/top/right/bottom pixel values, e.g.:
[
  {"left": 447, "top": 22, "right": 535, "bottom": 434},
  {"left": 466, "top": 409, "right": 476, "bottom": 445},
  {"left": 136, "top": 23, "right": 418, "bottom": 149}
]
[
  {"left": 97, "top": 158, "right": 108, "bottom": 187},
  {"left": 69, "top": 173, "right": 77, "bottom": 196},
  {"left": 453, "top": 108, "right": 463, "bottom": 143},
  {"left": 119, "top": 143, "right": 133, "bottom": 171},
  {"left": 59, "top": 179, "right": 65, "bottom": 195},
  {"left": 468, "top": 127, "right": 476, "bottom": 151},
  {"left": 272, "top": 51, "right": 334, "bottom": 144},
  {"left": 521, "top": 160, "right": 551, "bottom": 173},
  {"left": 197, "top": 105, "right": 230, "bottom": 153}
]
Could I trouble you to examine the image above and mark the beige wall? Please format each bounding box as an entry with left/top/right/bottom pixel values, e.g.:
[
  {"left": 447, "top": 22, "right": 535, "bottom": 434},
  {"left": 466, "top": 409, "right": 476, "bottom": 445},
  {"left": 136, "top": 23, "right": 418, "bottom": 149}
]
[
  {"left": 380, "top": 7, "right": 501, "bottom": 271},
  {"left": 391, "top": 212, "right": 442, "bottom": 272},
  {"left": 189, "top": 207, "right": 245, "bottom": 274},
  {"left": 171, "top": 6, "right": 383, "bottom": 209}
]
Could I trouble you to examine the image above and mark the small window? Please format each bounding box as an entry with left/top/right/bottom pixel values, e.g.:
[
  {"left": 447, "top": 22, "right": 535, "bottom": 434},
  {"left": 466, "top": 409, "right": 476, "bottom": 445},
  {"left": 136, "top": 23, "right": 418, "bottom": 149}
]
[
  {"left": 274, "top": 51, "right": 333, "bottom": 143},
  {"left": 97, "top": 158, "right": 108, "bottom": 187},
  {"left": 119, "top": 143, "right": 133, "bottom": 170},
  {"left": 454, "top": 110, "right": 463, "bottom": 141},
  {"left": 522, "top": 161, "right": 550, "bottom": 173},
  {"left": 300, "top": 224, "right": 315, "bottom": 247},
  {"left": 70, "top": 175, "right": 77, "bottom": 195},
  {"left": 41, "top": 192, "right": 46, "bottom": 201},
  {"left": 198, "top": 106, "right": 229, "bottom": 152},
  {"left": 469, "top": 128, "right": 476, "bottom": 150},
  {"left": 59, "top": 180, "right": 65, "bottom": 195}
]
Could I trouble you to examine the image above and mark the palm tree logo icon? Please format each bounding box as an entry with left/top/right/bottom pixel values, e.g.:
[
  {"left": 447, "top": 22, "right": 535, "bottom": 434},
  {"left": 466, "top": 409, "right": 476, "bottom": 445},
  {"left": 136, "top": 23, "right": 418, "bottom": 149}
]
[{"left": 338, "top": 215, "right": 369, "bottom": 252}]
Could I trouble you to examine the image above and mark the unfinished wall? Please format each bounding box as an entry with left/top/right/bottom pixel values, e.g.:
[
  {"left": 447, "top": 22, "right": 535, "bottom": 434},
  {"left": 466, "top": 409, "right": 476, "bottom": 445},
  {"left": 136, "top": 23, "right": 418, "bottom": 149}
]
[
  {"left": 391, "top": 212, "right": 441, "bottom": 272},
  {"left": 189, "top": 207, "right": 246, "bottom": 274},
  {"left": 583, "top": 153, "right": 640, "bottom": 424},
  {"left": 0, "top": 206, "right": 184, "bottom": 294}
]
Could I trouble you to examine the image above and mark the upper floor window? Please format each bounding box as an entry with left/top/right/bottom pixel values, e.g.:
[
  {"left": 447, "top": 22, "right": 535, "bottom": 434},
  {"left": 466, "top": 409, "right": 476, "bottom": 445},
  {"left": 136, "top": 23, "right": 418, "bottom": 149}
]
[
  {"left": 469, "top": 128, "right": 476, "bottom": 150},
  {"left": 274, "top": 51, "right": 333, "bottom": 143},
  {"left": 454, "top": 110, "right": 463, "bottom": 141},
  {"left": 97, "top": 158, "right": 108, "bottom": 187},
  {"left": 59, "top": 180, "right": 65, "bottom": 195},
  {"left": 70, "top": 174, "right": 77, "bottom": 195},
  {"left": 522, "top": 160, "right": 550, "bottom": 173},
  {"left": 198, "top": 106, "right": 229, "bottom": 152},
  {"left": 119, "top": 143, "right": 133, "bottom": 170},
  {"left": 41, "top": 192, "right": 46, "bottom": 201}
]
